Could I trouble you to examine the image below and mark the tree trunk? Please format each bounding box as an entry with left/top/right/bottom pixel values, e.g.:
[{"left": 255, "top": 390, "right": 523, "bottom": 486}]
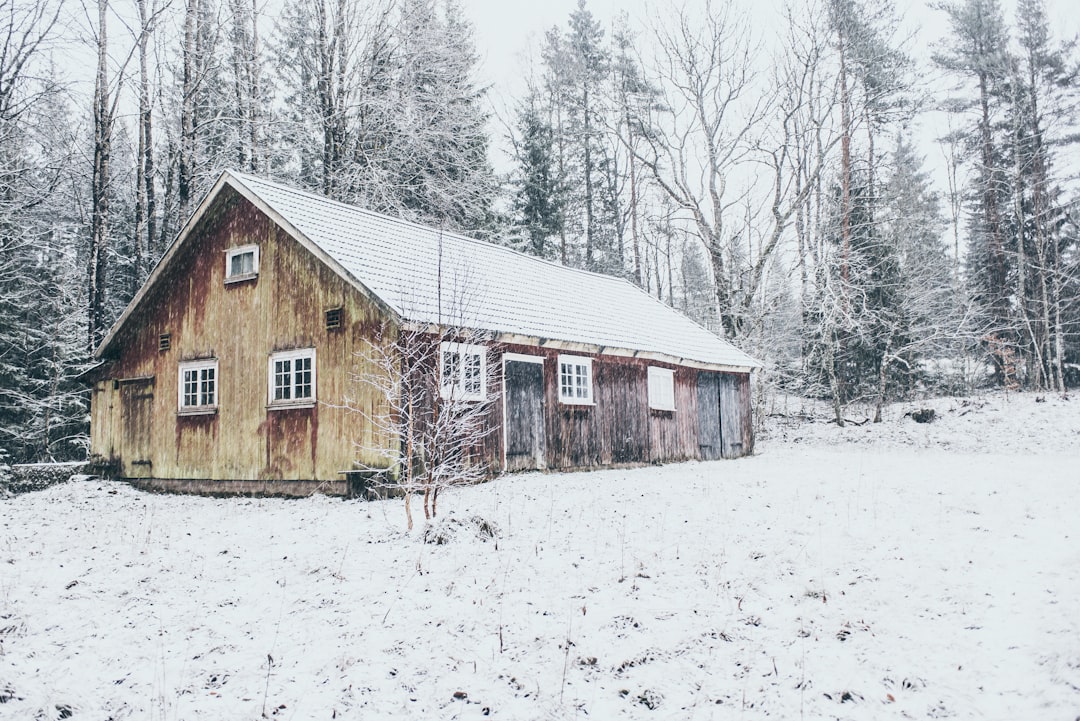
[
  {"left": 627, "top": 118, "right": 641, "bottom": 285},
  {"left": 1012, "top": 107, "right": 1036, "bottom": 387},
  {"left": 135, "top": 0, "right": 155, "bottom": 291},
  {"left": 88, "top": 0, "right": 111, "bottom": 351},
  {"left": 978, "top": 67, "right": 1008, "bottom": 340},
  {"left": 838, "top": 25, "right": 851, "bottom": 288},
  {"left": 249, "top": 0, "right": 262, "bottom": 171},
  {"left": 582, "top": 84, "right": 595, "bottom": 269},
  {"left": 179, "top": 0, "right": 199, "bottom": 216}
]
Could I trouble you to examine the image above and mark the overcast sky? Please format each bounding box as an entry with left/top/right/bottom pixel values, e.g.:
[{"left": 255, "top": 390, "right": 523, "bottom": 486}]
[
  {"left": 465, "top": 0, "right": 1079, "bottom": 96},
  {"left": 462, "top": 0, "right": 1080, "bottom": 170}
]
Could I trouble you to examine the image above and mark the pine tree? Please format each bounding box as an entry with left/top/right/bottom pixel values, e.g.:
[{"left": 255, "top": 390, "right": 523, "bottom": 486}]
[
  {"left": 1007, "top": 0, "right": 1076, "bottom": 390},
  {"left": 873, "top": 138, "right": 959, "bottom": 410},
  {"left": 388, "top": 0, "right": 495, "bottom": 231},
  {"left": 934, "top": 0, "right": 1013, "bottom": 380},
  {"left": 538, "top": 0, "right": 611, "bottom": 270},
  {"left": 0, "top": 6, "right": 88, "bottom": 462},
  {"left": 511, "top": 93, "right": 563, "bottom": 258}
]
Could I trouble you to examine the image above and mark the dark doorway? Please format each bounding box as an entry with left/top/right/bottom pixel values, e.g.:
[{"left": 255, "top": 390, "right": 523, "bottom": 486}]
[{"left": 504, "top": 357, "right": 546, "bottom": 471}]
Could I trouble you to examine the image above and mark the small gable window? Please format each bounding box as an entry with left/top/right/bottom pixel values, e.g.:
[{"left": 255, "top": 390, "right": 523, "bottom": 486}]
[
  {"left": 647, "top": 366, "right": 676, "bottom": 411},
  {"left": 268, "top": 348, "right": 316, "bottom": 408},
  {"left": 440, "top": 342, "right": 486, "bottom": 401},
  {"left": 178, "top": 359, "right": 218, "bottom": 414},
  {"left": 225, "top": 244, "right": 259, "bottom": 283},
  {"left": 558, "top": 355, "right": 593, "bottom": 405}
]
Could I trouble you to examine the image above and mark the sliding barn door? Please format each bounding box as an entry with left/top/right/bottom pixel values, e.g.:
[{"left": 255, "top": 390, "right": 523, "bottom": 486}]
[
  {"left": 717, "top": 373, "right": 746, "bottom": 459},
  {"left": 696, "top": 372, "right": 723, "bottom": 461}
]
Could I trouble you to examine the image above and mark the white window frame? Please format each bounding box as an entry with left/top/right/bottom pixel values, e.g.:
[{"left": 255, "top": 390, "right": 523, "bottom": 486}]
[
  {"left": 647, "top": 366, "right": 676, "bottom": 411},
  {"left": 177, "top": 359, "right": 218, "bottom": 414},
  {"left": 440, "top": 342, "right": 487, "bottom": 402},
  {"left": 558, "top": 354, "right": 594, "bottom": 405},
  {"left": 225, "top": 244, "right": 259, "bottom": 283},
  {"left": 267, "top": 348, "right": 316, "bottom": 408}
]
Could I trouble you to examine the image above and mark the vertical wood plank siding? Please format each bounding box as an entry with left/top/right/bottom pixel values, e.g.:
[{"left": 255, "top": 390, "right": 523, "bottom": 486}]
[
  {"left": 89, "top": 187, "right": 397, "bottom": 491},
  {"left": 494, "top": 345, "right": 752, "bottom": 471}
]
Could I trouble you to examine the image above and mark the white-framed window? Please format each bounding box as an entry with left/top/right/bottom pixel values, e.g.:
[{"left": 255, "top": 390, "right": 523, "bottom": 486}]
[
  {"left": 558, "top": 354, "right": 593, "bottom": 405},
  {"left": 268, "top": 348, "right": 316, "bottom": 407},
  {"left": 225, "top": 244, "right": 259, "bottom": 282},
  {"left": 177, "top": 359, "right": 218, "bottom": 414},
  {"left": 647, "top": 366, "right": 676, "bottom": 411},
  {"left": 440, "top": 342, "right": 486, "bottom": 401}
]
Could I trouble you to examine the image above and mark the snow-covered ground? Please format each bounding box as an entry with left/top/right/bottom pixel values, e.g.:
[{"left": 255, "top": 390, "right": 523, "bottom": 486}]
[{"left": 2, "top": 392, "right": 1078, "bottom": 720}]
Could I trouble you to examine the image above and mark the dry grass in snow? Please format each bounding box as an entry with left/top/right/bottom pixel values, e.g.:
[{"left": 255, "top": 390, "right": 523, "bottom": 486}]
[{"left": 2, "top": 392, "right": 1078, "bottom": 719}]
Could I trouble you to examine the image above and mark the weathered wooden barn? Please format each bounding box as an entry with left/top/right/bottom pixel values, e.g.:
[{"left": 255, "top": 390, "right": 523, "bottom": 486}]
[{"left": 87, "top": 171, "right": 759, "bottom": 495}]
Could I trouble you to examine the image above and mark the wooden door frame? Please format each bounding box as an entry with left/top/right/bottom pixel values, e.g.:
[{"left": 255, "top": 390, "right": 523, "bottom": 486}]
[{"left": 501, "top": 352, "right": 545, "bottom": 471}]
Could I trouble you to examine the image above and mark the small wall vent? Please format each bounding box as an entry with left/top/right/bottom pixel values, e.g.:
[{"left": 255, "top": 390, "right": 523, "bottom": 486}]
[
  {"left": 159, "top": 334, "right": 172, "bottom": 352},
  {"left": 325, "top": 307, "right": 343, "bottom": 330}
]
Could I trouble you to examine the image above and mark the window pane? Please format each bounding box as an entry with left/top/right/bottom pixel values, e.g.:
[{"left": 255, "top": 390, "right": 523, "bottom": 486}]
[
  {"left": 183, "top": 369, "right": 198, "bottom": 406},
  {"left": 274, "top": 359, "right": 291, "bottom": 400},
  {"left": 201, "top": 367, "right": 216, "bottom": 406},
  {"left": 294, "top": 356, "right": 312, "bottom": 398},
  {"left": 560, "top": 362, "right": 572, "bottom": 398},
  {"left": 230, "top": 250, "right": 254, "bottom": 276},
  {"left": 443, "top": 350, "right": 460, "bottom": 388},
  {"left": 464, "top": 353, "right": 482, "bottom": 395}
]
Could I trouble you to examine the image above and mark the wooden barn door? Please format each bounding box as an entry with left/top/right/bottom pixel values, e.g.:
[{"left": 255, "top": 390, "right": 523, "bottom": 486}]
[
  {"left": 696, "top": 372, "right": 723, "bottom": 460},
  {"left": 503, "top": 355, "right": 546, "bottom": 471},
  {"left": 717, "top": 374, "right": 746, "bottom": 459},
  {"left": 118, "top": 376, "right": 154, "bottom": 477}
]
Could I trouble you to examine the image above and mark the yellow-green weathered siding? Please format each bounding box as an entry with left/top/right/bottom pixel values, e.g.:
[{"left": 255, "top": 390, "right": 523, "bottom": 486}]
[{"left": 89, "top": 187, "right": 397, "bottom": 493}]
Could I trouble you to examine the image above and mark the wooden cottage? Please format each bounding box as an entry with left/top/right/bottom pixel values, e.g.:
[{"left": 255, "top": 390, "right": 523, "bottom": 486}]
[{"left": 87, "top": 171, "right": 759, "bottom": 496}]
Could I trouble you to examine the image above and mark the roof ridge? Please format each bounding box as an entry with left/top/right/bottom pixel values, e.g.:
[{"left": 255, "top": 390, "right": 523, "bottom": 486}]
[
  {"left": 226, "top": 170, "right": 656, "bottom": 289},
  {"left": 221, "top": 170, "right": 759, "bottom": 370}
]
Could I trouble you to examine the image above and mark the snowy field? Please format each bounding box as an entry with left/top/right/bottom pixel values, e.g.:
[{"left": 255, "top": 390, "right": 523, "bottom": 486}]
[{"left": 2, "top": 393, "right": 1078, "bottom": 720}]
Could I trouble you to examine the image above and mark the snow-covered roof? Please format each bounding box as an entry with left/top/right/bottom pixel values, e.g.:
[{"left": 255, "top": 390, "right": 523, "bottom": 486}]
[{"left": 100, "top": 171, "right": 759, "bottom": 371}]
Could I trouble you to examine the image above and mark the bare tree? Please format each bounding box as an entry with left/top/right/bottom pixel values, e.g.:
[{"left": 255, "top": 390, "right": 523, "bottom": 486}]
[
  {"left": 749, "top": 1, "right": 839, "bottom": 335},
  {"left": 348, "top": 260, "right": 499, "bottom": 530},
  {"left": 636, "top": 1, "right": 768, "bottom": 337},
  {"left": 350, "top": 321, "right": 498, "bottom": 529}
]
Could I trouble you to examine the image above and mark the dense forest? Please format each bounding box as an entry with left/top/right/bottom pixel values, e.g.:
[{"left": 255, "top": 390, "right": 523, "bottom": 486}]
[{"left": 1, "top": 0, "right": 1077, "bottom": 467}]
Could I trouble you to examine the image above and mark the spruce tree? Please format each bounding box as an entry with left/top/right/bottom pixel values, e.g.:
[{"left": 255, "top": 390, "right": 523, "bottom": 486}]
[
  {"left": 934, "top": 0, "right": 1013, "bottom": 380},
  {"left": 512, "top": 94, "right": 563, "bottom": 258}
]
